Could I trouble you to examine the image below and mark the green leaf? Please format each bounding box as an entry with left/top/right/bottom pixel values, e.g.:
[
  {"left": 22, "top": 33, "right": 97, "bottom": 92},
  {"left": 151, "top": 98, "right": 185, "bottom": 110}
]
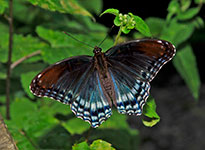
[
  {"left": 173, "top": 44, "right": 200, "bottom": 100},
  {"left": 28, "top": 0, "right": 94, "bottom": 19},
  {"left": 100, "top": 110, "right": 127, "bottom": 129},
  {"left": 166, "top": 0, "right": 180, "bottom": 22},
  {"left": 90, "top": 139, "right": 116, "bottom": 150},
  {"left": 121, "top": 26, "right": 131, "bottom": 34},
  {"left": 142, "top": 96, "right": 160, "bottom": 127},
  {"left": 13, "top": 0, "right": 39, "bottom": 26},
  {"left": 194, "top": 0, "right": 205, "bottom": 4},
  {"left": 9, "top": 98, "right": 38, "bottom": 129},
  {"left": 177, "top": 7, "right": 200, "bottom": 20},
  {"left": 36, "top": 26, "right": 71, "bottom": 48},
  {"left": 167, "top": 0, "right": 180, "bottom": 13},
  {"left": 160, "top": 20, "right": 194, "bottom": 47},
  {"left": 143, "top": 97, "right": 159, "bottom": 118},
  {"left": 0, "top": 34, "right": 46, "bottom": 63},
  {"left": 4, "top": 125, "right": 36, "bottom": 150},
  {"left": 6, "top": 97, "right": 60, "bottom": 149},
  {"left": 20, "top": 71, "right": 40, "bottom": 98},
  {"left": 100, "top": 8, "right": 119, "bottom": 17},
  {"left": 142, "top": 118, "right": 160, "bottom": 127},
  {"left": 36, "top": 26, "right": 89, "bottom": 64},
  {"left": 36, "top": 26, "right": 113, "bottom": 64},
  {"left": 145, "top": 17, "right": 166, "bottom": 37},
  {"left": 72, "top": 141, "right": 90, "bottom": 150},
  {"left": 0, "top": 0, "right": 8, "bottom": 14},
  {"left": 133, "top": 16, "right": 152, "bottom": 37},
  {"left": 99, "top": 110, "right": 138, "bottom": 135},
  {"left": 191, "top": 17, "right": 204, "bottom": 28},
  {"left": 114, "top": 16, "right": 121, "bottom": 26},
  {"left": 76, "top": 0, "right": 102, "bottom": 14},
  {"left": 80, "top": 16, "right": 108, "bottom": 32},
  {"left": 0, "top": 63, "right": 6, "bottom": 79},
  {"left": 62, "top": 118, "right": 90, "bottom": 135},
  {"left": 44, "top": 100, "right": 72, "bottom": 116},
  {"left": 72, "top": 140, "right": 116, "bottom": 150},
  {"left": 181, "top": 0, "right": 191, "bottom": 11},
  {"left": 0, "top": 22, "right": 8, "bottom": 33},
  {"left": 0, "top": 96, "right": 6, "bottom": 117}
]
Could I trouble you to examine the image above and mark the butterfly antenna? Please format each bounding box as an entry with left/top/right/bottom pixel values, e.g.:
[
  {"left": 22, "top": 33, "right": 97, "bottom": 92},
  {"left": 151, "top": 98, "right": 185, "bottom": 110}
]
[
  {"left": 98, "top": 25, "right": 115, "bottom": 47},
  {"left": 63, "top": 31, "right": 94, "bottom": 48}
]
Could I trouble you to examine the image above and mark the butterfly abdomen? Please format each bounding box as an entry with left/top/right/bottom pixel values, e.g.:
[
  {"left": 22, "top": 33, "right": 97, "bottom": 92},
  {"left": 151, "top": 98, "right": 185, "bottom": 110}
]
[{"left": 94, "top": 52, "right": 116, "bottom": 107}]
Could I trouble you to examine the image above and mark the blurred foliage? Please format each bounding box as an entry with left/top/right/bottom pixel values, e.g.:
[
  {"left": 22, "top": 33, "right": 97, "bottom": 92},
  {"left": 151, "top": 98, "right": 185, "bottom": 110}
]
[{"left": 0, "top": 0, "right": 204, "bottom": 149}]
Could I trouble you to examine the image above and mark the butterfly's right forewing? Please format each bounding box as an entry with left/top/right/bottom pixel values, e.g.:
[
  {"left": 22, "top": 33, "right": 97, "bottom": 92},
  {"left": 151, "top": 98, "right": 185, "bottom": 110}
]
[{"left": 106, "top": 39, "right": 175, "bottom": 115}]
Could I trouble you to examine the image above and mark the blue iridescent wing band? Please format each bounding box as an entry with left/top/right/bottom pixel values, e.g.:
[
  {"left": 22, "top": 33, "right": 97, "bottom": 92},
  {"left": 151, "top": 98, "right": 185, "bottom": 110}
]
[
  {"left": 71, "top": 71, "right": 112, "bottom": 127},
  {"left": 109, "top": 63, "right": 150, "bottom": 115},
  {"left": 30, "top": 55, "right": 112, "bottom": 128},
  {"left": 106, "top": 39, "right": 176, "bottom": 114}
]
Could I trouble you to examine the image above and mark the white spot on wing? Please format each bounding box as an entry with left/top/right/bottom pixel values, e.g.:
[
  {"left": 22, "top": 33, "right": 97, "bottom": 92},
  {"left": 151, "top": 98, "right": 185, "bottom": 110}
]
[
  {"left": 157, "top": 40, "right": 162, "bottom": 44},
  {"left": 37, "top": 74, "right": 42, "bottom": 78}
]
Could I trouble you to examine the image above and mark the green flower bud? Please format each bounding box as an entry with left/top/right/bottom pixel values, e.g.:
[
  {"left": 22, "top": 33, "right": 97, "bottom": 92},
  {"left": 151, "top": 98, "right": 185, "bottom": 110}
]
[{"left": 124, "top": 14, "right": 128, "bottom": 18}]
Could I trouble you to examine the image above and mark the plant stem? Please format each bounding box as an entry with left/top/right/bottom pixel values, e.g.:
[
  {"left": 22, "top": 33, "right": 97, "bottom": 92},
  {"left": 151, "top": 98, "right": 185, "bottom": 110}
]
[
  {"left": 114, "top": 25, "right": 122, "bottom": 45},
  {"left": 11, "top": 50, "right": 41, "bottom": 69},
  {"left": 6, "top": 0, "right": 13, "bottom": 120},
  {"left": 85, "top": 127, "right": 93, "bottom": 142},
  {"left": 20, "top": 129, "right": 39, "bottom": 149}
]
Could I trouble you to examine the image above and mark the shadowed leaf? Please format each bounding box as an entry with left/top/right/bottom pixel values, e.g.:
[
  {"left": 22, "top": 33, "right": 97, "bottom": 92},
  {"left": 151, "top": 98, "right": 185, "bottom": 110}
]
[{"left": 173, "top": 44, "right": 200, "bottom": 100}]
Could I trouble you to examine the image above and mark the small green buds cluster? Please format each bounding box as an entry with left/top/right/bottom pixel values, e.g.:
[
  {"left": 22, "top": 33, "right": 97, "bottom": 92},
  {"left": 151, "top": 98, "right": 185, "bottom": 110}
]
[
  {"left": 118, "top": 13, "right": 136, "bottom": 29},
  {"left": 100, "top": 8, "right": 152, "bottom": 36},
  {"left": 113, "top": 12, "right": 137, "bottom": 34}
]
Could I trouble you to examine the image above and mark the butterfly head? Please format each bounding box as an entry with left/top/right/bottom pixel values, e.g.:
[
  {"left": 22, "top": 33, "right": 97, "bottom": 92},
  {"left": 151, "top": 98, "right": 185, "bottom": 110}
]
[{"left": 93, "top": 46, "right": 102, "bottom": 54}]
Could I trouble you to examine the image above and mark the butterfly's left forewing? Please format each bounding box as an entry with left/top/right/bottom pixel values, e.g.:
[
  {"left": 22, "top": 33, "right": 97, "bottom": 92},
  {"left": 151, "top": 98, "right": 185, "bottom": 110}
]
[
  {"left": 30, "top": 55, "right": 92, "bottom": 104},
  {"left": 30, "top": 55, "right": 112, "bottom": 128}
]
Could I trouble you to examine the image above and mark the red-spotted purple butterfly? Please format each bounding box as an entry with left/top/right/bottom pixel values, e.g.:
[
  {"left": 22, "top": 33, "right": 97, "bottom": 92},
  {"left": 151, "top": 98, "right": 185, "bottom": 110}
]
[{"left": 30, "top": 39, "right": 176, "bottom": 128}]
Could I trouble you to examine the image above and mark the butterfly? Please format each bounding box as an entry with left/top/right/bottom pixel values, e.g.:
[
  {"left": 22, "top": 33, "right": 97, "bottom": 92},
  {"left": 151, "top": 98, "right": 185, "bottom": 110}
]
[{"left": 30, "top": 39, "right": 176, "bottom": 128}]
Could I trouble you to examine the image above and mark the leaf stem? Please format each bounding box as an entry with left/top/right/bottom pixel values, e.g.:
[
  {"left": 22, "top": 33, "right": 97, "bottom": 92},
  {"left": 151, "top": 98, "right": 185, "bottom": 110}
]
[
  {"left": 6, "top": 0, "right": 13, "bottom": 120},
  {"left": 114, "top": 25, "right": 122, "bottom": 45}
]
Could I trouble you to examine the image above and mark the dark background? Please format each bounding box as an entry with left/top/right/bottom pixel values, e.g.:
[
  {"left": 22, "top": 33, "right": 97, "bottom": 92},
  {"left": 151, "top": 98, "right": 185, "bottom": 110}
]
[{"left": 99, "top": 1, "right": 205, "bottom": 150}]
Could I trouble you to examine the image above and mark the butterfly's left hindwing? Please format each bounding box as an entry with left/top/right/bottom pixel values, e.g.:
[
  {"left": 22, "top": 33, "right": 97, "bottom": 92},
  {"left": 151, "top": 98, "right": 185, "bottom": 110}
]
[{"left": 70, "top": 71, "right": 112, "bottom": 127}]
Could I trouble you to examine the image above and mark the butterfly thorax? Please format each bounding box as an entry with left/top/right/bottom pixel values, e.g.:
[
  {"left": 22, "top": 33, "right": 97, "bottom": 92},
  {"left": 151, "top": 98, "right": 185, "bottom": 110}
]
[{"left": 93, "top": 46, "right": 115, "bottom": 107}]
